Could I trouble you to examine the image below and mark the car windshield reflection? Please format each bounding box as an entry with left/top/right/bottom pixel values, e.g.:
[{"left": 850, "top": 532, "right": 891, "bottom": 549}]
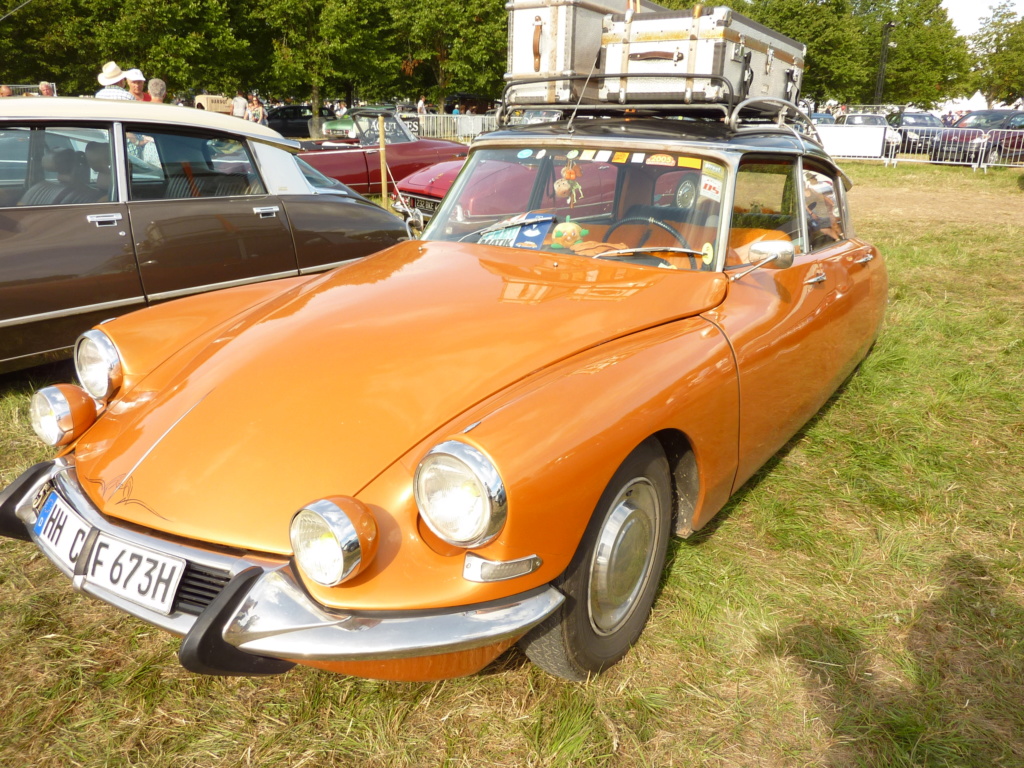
[{"left": 421, "top": 146, "right": 722, "bottom": 270}]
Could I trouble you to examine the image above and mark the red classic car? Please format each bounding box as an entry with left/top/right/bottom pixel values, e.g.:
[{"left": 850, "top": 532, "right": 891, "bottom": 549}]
[{"left": 300, "top": 110, "right": 468, "bottom": 196}]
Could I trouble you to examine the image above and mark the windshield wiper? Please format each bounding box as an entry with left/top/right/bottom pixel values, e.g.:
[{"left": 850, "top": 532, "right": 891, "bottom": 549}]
[
  {"left": 458, "top": 214, "right": 558, "bottom": 242},
  {"left": 597, "top": 246, "right": 703, "bottom": 258}
]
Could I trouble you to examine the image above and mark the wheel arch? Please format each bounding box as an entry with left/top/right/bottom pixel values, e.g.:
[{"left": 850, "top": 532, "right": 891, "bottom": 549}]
[{"left": 652, "top": 428, "right": 701, "bottom": 538}]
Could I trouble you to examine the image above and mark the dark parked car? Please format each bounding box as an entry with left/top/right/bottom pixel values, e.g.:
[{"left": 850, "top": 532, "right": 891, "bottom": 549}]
[
  {"left": 266, "top": 104, "right": 336, "bottom": 138},
  {"left": 0, "top": 98, "right": 407, "bottom": 374},
  {"left": 809, "top": 113, "right": 835, "bottom": 125},
  {"left": 886, "top": 111, "right": 944, "bottom": 153},
  {"left": 300, "top": 109, "right": 467, "bottom": 196},
  {"left": 930, "top": 109, "right": 1024, "bottom": 165}
]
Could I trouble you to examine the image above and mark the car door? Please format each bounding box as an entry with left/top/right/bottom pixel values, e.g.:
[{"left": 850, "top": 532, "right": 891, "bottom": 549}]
[
  {"left": 706, "top": 156, "right": 856, "bottom": 488},
  {"left": 0, "top": 124, "right": 144, "bottom": 372},
  {"left": 123, "top": 125, "right": 299, "bottom": 302}
]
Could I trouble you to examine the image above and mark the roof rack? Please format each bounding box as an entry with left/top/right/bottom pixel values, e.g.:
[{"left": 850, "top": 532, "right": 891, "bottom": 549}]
[{"left": 499, "top": 73, "right": 820, "bottom": 144}]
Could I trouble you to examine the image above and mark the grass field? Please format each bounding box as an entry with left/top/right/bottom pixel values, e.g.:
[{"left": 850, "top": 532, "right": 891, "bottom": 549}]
[{"left": 1, "top": 163, "right": 1022, "bottom": 767}]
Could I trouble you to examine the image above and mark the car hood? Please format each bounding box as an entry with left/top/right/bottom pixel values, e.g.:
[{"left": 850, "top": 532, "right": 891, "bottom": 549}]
[
  {"left": 73, "top": 242, "right": 728, "bottom": 553},
  {"left": 397, "top": 159, "right": 465, "bottom": 196}
]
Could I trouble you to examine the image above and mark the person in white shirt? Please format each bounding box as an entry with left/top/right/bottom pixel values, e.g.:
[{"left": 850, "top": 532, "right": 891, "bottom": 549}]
[
  {"left": 95, "top": 62, "right": 134, "bottom": 101},
  {"left": 232, "top": 90, "right": 247, "bottom": 117}
]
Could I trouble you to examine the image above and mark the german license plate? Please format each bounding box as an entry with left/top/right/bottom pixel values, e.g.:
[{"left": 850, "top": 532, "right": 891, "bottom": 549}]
[{"left": 33, "top": 492, "right": 185, "bottom": 615}]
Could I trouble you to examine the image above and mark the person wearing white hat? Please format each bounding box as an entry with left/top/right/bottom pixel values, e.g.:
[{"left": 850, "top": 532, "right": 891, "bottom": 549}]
[
  {"left": 95, "top": 61, "right": 134, "bottom": 100},
  {"left": 124, "top": 68, "right": 150, "bottom": 101}
]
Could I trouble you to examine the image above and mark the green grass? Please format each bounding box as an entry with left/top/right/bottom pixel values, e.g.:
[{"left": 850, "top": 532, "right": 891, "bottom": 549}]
[{"left": 1, "top": 163, "right": 1023, "bottom": 766}]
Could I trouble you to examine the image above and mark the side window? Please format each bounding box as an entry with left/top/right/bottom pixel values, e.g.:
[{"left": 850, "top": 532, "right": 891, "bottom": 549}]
[
  {"left": 126, "top": 129, "right": 267, "bottom": 201},
  {"left": 0, "top": 128, "right": 31, "bottom": 206},
  {"left": 802, "top": 164, "right": 846, "bottom": 250},
  {"left": 1008, "top": 114, "right": 1024, "bottom": 130},
  {"left": 727, "top": 158, "right": 800, "bottom": 266},
  {"left": 4, "top": 125, "right": 112, "bottom": 207}
]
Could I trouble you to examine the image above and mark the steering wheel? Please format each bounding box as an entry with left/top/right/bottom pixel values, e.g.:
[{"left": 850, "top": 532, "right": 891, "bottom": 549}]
[{"left": 604, "top": 216, "right": 692, "bottom": 250}]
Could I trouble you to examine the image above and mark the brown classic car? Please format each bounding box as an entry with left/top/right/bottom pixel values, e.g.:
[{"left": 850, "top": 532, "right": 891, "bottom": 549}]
[
  {"left": 300, "top": 110, "right": 468, "bottom": 196},
  {"left": 0, "top": 98, "right": 408, "bottom": 374},
  {"left": 0, "top": 101, "right": 887, "bottom": 682}
]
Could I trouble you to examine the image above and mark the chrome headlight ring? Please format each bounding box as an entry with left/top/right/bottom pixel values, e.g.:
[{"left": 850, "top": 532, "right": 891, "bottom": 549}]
[
  {"left": 75, "top": 329, "right": 123, "bottom": 401},
  {"left": 414, "top": 441, "right": 507, "bottom": 548},
  {"left": 290, "top": 498, "right": 378, "bottom": 587}
]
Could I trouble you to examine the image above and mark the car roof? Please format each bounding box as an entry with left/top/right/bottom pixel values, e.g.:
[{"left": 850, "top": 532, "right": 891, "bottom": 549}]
[
  {"left": 0, "top": 96, "right": 298, "bottom": 150},
  {"left": 478, "top": 117, "right": 835, "bottom": 163}
]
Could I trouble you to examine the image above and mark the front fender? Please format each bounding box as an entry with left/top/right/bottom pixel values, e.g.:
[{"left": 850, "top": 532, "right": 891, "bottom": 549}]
[{"left": 300, "top": 316, "right": 738, "bottom": 613}]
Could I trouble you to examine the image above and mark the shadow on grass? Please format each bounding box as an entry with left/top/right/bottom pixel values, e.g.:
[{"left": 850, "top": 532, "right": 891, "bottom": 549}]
[
  {"left": 0, "top": 359, "right": 75, "bottom": 398},
  {"left": 759, "top": 554, "right": 1024, "bottom": 766}
]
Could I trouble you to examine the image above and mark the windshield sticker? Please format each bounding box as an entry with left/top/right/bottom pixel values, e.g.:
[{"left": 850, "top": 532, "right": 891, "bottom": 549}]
[
  {"left": 594, "top": 150, "right": 613, "bottom": 162},
  {"left": 612, "top": 152, "right": 630, "bottom": 164},
  {"left": 517, "top": 149, "right": 533, "bottom": 159},
  {"left": 566, "top": 149, "right": 579, "bottom": 159},
  {"left": 678, "top": 157, "right": 702, "bottom": 169},
  {"left": 702, "top": 243, "right": 715, "bottom": 265},
  {"left": 536, "top": 149, "right": 547, "bottom": 159},
  {"left": 631, "top": 153, "right": 646, "bottom": 164},
  {"left": 699, "top": 162, "right": 725, "bottom": 202},
  {"left": 646, "top": 154, "right": 676, "bottom": 167},
  {"left": 580, "top": 149, "right": 597, "bottom": 161},
  {"left": 479, "top": 213, "right": 554, "bottom": 249}
]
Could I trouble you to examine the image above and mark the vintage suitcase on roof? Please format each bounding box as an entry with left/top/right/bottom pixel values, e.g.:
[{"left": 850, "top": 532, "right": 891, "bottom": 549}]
[
  {"left": 506, "top": 0, "right": 668, "bottom": 104},
  {"left": 599, "top": 5, "right": 805, "bottom": 106}
]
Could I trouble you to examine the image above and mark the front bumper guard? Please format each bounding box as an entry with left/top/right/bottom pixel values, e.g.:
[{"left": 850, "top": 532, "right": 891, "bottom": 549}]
[{"left": 0, "top": 458, "right": 564, "bottom": 675}]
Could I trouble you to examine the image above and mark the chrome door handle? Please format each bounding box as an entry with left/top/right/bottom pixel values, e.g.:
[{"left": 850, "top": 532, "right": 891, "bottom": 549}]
[
  {"left": 253, "top": 206, "right": 279, "bottom": 218},
  {"left": 853, "top": 254, "right": 874, "bottom": 264},
  {"left": 86, "top": 213, "right": 122, "bottom": 227},
  {"left": 803, "top": 273, "right": 827, "bottom": 285}
]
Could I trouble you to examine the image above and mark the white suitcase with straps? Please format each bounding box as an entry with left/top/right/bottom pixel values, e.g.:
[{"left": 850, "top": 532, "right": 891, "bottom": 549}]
[
  {"left": 599, "top": 5, "right": 805, "bottom": 105},
  {"left": 506, "top": 0, "right": 668, "bottom": 104}
]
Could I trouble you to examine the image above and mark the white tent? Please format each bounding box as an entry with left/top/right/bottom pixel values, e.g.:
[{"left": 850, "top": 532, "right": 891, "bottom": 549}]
[{"left": 937, "top": 90, "right": 995, "bottom": 113}]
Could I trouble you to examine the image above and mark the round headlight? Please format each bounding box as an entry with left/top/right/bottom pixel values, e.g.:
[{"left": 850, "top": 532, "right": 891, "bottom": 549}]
[
  {"left": 290, "top": 498, "right": 378, "bottom": 587},
  {"left": 29, "top": 385, "right": 97, "bottom": 446},
  {"left": 414, "top": 441, "right": 507, "bottom": 548},
  {"left": 75, "top": 329, "right": 123, "bottom": 400}
]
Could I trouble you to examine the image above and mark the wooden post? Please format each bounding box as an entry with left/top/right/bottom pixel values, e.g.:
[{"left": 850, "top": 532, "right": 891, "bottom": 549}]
[{"left": 379, "top": 114, "right": 388, "bottom": 211}]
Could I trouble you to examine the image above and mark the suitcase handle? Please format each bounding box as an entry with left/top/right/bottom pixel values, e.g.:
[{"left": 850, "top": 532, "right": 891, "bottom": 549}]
[
  {"left": 533, "top": 16, "right": 542, "bottom": 72},
  {"left": 628, "top": 50, "right": 684, "bottom": 63}
]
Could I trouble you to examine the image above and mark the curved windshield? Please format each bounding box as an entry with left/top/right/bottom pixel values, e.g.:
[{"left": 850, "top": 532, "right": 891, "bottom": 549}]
[{"left": 422, "top": 146, "right": 724, "bottom": 271}]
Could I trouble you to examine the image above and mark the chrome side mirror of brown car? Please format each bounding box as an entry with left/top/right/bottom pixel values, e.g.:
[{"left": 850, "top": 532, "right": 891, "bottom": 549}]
[{"left": 729, "top": 240, "right": 796, "bottom": 281}]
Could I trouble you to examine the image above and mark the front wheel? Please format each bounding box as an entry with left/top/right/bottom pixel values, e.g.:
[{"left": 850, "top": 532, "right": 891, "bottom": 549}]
[{"left": 519, "top": 438, "right": 671, "bottom": 680}]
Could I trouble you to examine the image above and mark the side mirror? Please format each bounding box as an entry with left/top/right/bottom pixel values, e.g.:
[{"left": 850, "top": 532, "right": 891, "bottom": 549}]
[
  {"left": 749, "top": 240, "right": 795, "bottom": 269},
  {"left": 729, "top": 240, "right": 795, "bottom": 281}
]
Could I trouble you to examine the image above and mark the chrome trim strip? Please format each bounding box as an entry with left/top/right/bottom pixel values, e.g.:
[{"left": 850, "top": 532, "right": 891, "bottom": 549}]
[
  {"left": 146, "top": 271, "right": 298, "bottom": 302},
  {"left": 297, "top": 260, "right": 353, "bottom": 275},
  {"left": 223, "top": 570, "right": 564, "bottom": 661},
  {"left": 0, "top": 297, "right": 145, "bottom": 329}
]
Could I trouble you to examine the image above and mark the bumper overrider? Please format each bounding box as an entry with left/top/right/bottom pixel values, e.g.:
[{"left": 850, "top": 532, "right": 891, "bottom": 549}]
[{"left": 0, "top": 458, "right": 564, "bottom": 679}]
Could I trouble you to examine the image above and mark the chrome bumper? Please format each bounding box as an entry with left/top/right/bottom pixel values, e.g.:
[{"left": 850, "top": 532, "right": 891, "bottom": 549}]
[{"left": 0, "top": 458, "right": 563, "bottom": 674}]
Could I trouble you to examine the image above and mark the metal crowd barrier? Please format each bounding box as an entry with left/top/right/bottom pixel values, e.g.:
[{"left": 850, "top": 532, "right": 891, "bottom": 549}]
[
  {"left": 979, "top": 129, "right": 1024, "bottom": 170},
  {"left": 884, "top": 126, "right": 1024, "bottom": 171},
  {"left": 403, "top": 114, "right": 499, "bottom": 144}
]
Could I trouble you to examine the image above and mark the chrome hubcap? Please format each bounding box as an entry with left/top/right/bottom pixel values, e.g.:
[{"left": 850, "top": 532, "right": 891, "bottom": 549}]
[{"left": 588, "top": 477, "right": 660, "bottom": 636}]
